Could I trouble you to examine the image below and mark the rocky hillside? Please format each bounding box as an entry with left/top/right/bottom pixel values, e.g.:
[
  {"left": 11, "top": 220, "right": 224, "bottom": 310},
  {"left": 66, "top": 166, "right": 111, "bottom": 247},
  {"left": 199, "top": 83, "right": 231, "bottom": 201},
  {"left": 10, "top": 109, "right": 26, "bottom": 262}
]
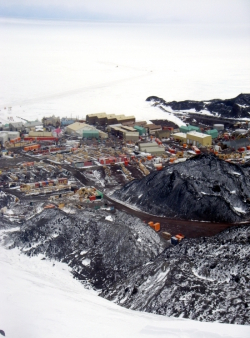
[
  {"left": 146, "top": 93, "right": 250, "bottom": 118},
  {"left": 3, "top": 208, "right": 166, "bottom": 290},
  {"left": 112, "top": 154, "right": 250, "bottom": 223},
  {"left": 102, "top": 224, "right": 250, "bottom": 324}
]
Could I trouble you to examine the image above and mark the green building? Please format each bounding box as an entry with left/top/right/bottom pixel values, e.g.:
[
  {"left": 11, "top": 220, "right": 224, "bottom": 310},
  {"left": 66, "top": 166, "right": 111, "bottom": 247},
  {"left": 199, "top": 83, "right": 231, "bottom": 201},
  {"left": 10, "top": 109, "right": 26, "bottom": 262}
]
[
  {"left": 205, "top": 129, "right": 218, "bottom": 139},
  {"left": 179, "top": 125, "right": 201, "bottom": 133},
  {"left": 133, "top": 125, "right": 146, "bottom": 135},
  {"left": 82, "top": 130, "right": 99, "bottom": 139}
]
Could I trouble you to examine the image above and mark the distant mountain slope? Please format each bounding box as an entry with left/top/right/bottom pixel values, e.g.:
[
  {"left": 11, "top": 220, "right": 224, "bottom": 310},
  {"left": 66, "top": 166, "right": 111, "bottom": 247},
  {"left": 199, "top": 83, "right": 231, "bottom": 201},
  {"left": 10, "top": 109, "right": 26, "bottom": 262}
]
[
  {"left": 146, "top": 93, "right": 250, "bottom": 118},
  {"left": 112, "top": 154, "right": 250, "bottom": 223},
  {"left": 5, "top": 208, "right": 166, "bottom": 290},
  {"left": 102, "top": 224, "right": 250, "bottom": 325}
]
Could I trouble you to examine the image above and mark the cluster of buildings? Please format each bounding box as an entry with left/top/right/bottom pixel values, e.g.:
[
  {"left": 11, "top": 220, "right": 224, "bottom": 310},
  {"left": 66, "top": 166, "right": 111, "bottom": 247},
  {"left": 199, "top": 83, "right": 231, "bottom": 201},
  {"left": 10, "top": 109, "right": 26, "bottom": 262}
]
[{"left": 172, "top": 124, "right": 222, "bottom": 148}]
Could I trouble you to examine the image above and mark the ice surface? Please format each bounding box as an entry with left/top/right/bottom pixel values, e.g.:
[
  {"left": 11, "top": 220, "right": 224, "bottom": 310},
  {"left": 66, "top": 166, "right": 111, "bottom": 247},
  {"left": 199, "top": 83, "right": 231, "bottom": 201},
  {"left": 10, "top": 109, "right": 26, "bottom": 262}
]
[{"left": 0, "top": 19, "right": 249, "bottom": 125}]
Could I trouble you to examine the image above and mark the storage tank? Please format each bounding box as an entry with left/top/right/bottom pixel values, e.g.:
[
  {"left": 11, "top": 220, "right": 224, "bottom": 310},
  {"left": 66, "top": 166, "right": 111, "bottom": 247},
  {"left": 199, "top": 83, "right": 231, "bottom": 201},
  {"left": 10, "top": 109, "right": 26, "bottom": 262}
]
[{"left": 213, "top": 124, "right": 224, "bottom": 131}]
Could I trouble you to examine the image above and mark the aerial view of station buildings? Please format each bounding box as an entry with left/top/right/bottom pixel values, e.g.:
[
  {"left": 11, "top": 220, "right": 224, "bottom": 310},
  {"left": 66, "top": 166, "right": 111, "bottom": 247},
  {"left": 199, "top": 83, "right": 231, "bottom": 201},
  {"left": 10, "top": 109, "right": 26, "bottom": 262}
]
[{"left": 1, "top": 110, "right": 250, "bottom": 242}]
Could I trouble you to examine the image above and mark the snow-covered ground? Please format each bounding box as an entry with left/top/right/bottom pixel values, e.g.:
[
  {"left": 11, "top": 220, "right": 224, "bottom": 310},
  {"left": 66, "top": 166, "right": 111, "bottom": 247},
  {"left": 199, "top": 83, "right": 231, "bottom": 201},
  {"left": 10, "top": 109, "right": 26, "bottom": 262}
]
[
  {"left": 0, "top": 241, "right": 250, "bottom": 338},
  {"left": 0, "top": 19, "right": 249, "bottom": 126}
]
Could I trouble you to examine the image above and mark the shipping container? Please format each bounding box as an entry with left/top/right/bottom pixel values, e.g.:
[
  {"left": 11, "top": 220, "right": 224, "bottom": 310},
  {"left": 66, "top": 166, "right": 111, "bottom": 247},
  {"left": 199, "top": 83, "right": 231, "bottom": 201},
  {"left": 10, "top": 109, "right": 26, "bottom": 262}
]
[
  {"left": 23, "top": 144, "right": 41, "bottom": 152},
  {"left": 58, "top": 178, "right": 68, "bottom": 185},
  {"left": 175, "top": 233, "right": 185, "bottom": 241},
  {"left": 10, "top": 137, "right": 21, "bottom": 143},
  {"left": 168, "top": 148, "right": 176, "bottom": 154},
  {"left": 154, "top": 222, "right": 160, "bottom": 232},
  {"left": 84, "top": 161, "right": 93, "bottom": 166},
  {"left": 161, "top": 232, "right": 171, "bottom": 240},
  {"left": 24, "top": 137, "right": 58, "bottom": 141},
  {"left": 171, "top": 236, "right": 179, "bottom": 246},
  {"left": 96, "top": 190, "right": 103, "bottom": 198}
]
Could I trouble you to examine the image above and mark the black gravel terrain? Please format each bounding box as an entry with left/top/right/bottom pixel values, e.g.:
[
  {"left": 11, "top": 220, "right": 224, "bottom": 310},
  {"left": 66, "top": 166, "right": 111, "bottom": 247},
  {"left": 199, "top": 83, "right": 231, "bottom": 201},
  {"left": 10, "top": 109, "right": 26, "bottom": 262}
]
[
  {"left": 4, "top": 208, "right": 166, "bottom": 290},
  {"left": 102, "top": 224, "right": 250, "bottom": 325},
  {"left": 113, "top": 154, "right": 250, "bottom": 223}
]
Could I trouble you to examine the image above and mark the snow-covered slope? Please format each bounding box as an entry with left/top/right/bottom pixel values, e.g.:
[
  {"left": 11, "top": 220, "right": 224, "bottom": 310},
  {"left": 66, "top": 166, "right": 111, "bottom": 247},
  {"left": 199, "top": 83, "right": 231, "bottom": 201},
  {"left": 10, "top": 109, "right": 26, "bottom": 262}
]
[
  {"left": 4, "top": 208, "right": 166, "bottom": 290},
  {"left": 1, "top": 231, "right": 250, "bottom": 338}
]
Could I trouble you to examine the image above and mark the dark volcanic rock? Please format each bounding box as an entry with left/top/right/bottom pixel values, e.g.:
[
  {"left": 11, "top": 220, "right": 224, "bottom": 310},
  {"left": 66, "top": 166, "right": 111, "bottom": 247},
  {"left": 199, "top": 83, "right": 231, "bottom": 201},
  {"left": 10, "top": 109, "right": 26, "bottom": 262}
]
[
  {"left": 146, "top": 93, "right": 250, "bottom": 118},
  {"left": 4, "top": 208, "right": 166, "bottom": 290},
  {"left": 112, "top": 154, "right": 250, "bottom": 222},
  {"left": 102, "top": 224, "right": 250, "bottom": 324}
]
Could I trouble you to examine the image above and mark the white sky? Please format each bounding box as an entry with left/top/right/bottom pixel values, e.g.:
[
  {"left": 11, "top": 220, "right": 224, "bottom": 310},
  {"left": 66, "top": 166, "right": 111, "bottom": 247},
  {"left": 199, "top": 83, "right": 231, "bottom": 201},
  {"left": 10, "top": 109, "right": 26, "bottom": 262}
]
[{"left": 0, "top": 0, "right": 249, "bottom": 23}]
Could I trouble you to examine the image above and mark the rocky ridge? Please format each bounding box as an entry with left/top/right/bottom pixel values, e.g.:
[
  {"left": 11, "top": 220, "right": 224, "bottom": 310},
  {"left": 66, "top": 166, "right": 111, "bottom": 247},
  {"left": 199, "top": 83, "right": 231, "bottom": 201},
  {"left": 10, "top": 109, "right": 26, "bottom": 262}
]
[
  {"left": 102, "top": 224, "right": 250, "bottom": 324},
  {"left": 112, "top": 154, "right": 250, "bottom": 223},
  {"left": 146, "top": 93, "right": 250, "bottom": 118},
  {"left": 2, "top": 208, "right": 165, "bottom": 290}
]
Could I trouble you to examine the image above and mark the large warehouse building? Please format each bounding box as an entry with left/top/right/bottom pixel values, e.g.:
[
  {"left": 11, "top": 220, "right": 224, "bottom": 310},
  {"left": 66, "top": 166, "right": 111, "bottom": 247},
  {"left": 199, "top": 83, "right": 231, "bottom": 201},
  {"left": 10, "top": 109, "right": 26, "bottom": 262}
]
[
  {"left": 139, "top": 142, "right": 165, "bottom": 155},
  {"left": 186, "top": 131, "right": 212, "bottom": 147},
  {"left": 66, "top": 122, "right": 108, "bottom": 138},
  {"left": 86, "top": 113, "right": 135, "bottom": 125},
  {"left": 110, "top": 125, "right": 139, "bottom": 141}
]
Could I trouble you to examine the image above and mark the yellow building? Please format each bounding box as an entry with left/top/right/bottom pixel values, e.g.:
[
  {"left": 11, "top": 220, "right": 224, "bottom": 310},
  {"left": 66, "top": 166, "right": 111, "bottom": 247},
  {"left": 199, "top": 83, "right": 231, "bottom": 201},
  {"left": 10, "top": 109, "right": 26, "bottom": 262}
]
[
  {"left": 186, "top": 131, "right": 212, "bottom": 147},
  {"left": 173, "top": 132, "right": 187, "bottom": 143}
]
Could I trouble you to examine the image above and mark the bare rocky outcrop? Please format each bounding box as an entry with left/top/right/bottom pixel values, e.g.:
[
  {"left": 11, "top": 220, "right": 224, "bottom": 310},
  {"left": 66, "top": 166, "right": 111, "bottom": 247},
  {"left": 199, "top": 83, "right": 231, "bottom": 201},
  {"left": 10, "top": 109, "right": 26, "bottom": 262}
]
[
  {"left": 102, "top": 224, "right": 250, "bottom": 325},
  {"left": 113, "top": 154, "right": 250, "bottom": 223},
  {"left": 146, "top": 93, "right": 250, "bottom": 118}
]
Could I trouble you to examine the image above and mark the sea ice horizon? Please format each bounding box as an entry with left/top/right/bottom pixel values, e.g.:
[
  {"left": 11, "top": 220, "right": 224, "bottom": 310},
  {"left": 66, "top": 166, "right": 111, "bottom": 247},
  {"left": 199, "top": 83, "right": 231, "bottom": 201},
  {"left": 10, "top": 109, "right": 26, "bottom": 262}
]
[{"left": 0, "top": 18, "right": 249, "bottom": 124}]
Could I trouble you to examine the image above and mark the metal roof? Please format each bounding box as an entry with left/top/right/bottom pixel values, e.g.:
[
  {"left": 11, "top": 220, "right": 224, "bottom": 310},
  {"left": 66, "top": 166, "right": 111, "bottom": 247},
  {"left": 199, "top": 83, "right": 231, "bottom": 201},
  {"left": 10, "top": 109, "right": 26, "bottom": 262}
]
[
  {"left": 66, "top": 122, "right": 87, "bottom": 131},
  {"left": 139, "top": 142, "right": 158, "bottom": 148},
  {"left": 124, "top": 131, "right": 139, "bottom": 136},
  {"left": 87, "top": 113, "right": 106, "bottom": 118},
  {"left": 187, "top": 131, "right": 211, "bottom": 138},
  {"left": 9, "top": 122, "right": 23, "bottom": 127},
  {"left": 173, "top": 132, "right": 187, "bottom": 139}
]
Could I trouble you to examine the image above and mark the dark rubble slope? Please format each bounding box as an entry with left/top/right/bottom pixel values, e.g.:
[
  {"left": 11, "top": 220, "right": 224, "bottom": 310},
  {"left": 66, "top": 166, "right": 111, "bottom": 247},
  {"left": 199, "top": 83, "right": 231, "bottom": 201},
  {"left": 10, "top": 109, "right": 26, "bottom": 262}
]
[
  {"left": 102, "top": 224, "right": 250, "bottom": 324},
  {"left": 113, "top": 154, "right": 250, "bottom": 223},
  {"left": 146, "top": 93, "right": 250, "bottom": 118},
  {"left": 4, "top": 208, "right": 166, "bottom": 290}
]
